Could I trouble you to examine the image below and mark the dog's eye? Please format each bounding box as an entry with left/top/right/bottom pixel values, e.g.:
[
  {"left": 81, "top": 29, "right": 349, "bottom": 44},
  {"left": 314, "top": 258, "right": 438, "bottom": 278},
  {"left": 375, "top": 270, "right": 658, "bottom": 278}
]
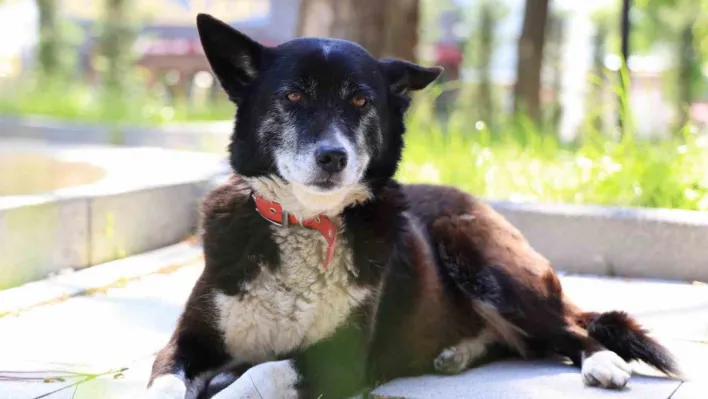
[
  {"left": 286, "top": 92, "right": 303, "bottom": 103},
  {"left": 351, "top": 95, "right": 367, "bottom": 107}
]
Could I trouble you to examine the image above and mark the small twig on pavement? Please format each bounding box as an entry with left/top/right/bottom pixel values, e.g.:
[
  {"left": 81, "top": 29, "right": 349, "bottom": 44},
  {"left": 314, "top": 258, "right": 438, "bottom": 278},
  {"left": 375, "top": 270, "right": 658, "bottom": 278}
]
[{"left": 30, "top": 367, "right": 128, "bottom": 399}]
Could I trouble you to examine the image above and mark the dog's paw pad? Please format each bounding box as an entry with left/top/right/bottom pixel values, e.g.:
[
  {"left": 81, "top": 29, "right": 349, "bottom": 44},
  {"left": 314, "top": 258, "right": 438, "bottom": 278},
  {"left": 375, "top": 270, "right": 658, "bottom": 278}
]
[
  {"left": 434, "top": 347, "right": 467, "bottom": 374},
  {"left": 582, "top": 350, "right": 632, "bottom": 389}
]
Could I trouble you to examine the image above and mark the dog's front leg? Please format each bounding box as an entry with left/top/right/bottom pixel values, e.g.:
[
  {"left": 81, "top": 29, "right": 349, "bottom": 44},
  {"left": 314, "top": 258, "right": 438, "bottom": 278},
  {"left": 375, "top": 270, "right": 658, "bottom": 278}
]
[
  {"left": 209, "top": 356, "right": 368, "bottom": 399},
  {"left": 145, "top": 340, "right": 199, "bottom": 399},
  {"left": 210, "top": 360, "right": 301, "bottom": 399},
  {"left": 209, "top": 317, "right": 371, "bottom": 399},
  {"left": 146, "top": 277, "right": 235, "bottom": 399},
  {"left": 146, "top": 333, "right": 234, "bottom": 399}
]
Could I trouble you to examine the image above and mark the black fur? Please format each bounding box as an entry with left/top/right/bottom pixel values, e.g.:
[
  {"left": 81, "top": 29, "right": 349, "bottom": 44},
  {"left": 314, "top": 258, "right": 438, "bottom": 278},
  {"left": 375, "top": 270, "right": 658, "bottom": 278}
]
[
  {"left": 585, "top": 311, "right": 680, "bottom": 376},
  {"left": 148, "top": 14, "right": 680, "bottom": 399}
]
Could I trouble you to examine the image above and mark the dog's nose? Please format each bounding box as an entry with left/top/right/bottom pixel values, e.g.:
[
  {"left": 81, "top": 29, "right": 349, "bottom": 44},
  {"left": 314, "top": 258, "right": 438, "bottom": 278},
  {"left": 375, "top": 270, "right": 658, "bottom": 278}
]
[{"left": 315, "top": 145, "right": 348, "bottom": 174}]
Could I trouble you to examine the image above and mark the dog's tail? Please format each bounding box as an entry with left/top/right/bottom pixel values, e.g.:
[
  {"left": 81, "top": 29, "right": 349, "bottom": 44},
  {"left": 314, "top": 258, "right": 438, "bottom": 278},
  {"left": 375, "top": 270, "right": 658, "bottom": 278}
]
[{"left": 579, "top": 310, "right": 682, "bottom": 378}]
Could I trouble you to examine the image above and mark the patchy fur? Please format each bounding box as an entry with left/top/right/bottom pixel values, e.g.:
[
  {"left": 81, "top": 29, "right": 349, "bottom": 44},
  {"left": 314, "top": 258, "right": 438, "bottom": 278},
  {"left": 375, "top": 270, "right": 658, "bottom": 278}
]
[
  {"left": 213, "top": 227, "right": 372, "bottom": 364},
  {"left": 148, "top": 13, "right": 680, "bottom": 399}
]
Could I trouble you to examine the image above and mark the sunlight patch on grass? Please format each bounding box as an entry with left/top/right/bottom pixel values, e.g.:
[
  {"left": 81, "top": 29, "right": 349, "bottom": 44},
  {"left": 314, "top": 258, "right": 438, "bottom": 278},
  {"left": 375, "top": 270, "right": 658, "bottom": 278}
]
[{"left": 398, "top": 92, "right": 708, "bottom": 211}]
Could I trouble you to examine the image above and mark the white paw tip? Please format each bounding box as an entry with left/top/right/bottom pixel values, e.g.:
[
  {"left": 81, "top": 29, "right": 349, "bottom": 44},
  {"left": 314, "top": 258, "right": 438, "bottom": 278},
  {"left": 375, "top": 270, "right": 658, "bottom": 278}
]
[
  {"left": 582, "top": 350, "right": 632, "bottom": 389},
  {"left": 434, "top": 347, "right": 466, "bottom": 374}
]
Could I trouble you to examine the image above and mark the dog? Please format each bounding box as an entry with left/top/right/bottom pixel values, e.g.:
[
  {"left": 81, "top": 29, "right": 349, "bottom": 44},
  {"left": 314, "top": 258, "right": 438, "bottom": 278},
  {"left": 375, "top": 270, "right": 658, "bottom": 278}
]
[{"left": 146, "top": 13, "right": 680, "bottom": 399}]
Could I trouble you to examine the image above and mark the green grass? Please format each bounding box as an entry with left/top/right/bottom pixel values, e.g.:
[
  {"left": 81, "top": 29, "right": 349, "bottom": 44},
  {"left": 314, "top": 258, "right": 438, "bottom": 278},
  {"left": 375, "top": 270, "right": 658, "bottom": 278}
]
[
  {"left": 1, "top": 78, "right": 707, "bottom": 211},
  {"left": 398, "top": 89, "right": 708, "bottom": 211},
  {"left": 0, "top": 79, "right": 234, "bottom": 125}
]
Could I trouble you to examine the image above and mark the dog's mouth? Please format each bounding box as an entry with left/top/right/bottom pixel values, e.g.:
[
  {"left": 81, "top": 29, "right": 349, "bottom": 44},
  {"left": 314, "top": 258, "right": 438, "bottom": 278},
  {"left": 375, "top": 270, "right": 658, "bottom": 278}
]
[
  {"left": 278, "top": 161, "right": 350, "bottom": 193},
  {"left": 298, "top": 177, "right": 345, "bottom": 193},
  {"left": 310, "top": 176, "right": 341, "bottom": 191}
]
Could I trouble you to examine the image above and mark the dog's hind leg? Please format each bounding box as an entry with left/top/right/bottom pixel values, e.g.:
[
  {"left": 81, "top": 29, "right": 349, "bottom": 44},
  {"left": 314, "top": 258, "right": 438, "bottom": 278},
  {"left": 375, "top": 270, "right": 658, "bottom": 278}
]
[
  {"left": 433, "top": 328, "right": 512, "bottom": 374},
  {"left": 415, "top": 192, "right": 679, "bottom": 389},
  {"left": 426, "top": 207, "right": 630, "bottom": 388}
]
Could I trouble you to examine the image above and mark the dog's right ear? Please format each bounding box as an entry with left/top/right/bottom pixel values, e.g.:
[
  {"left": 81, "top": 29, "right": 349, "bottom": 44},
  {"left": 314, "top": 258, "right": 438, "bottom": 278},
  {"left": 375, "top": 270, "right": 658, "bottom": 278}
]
[{"left": 196, "top": 13, "right": 269, "bottom": 103}]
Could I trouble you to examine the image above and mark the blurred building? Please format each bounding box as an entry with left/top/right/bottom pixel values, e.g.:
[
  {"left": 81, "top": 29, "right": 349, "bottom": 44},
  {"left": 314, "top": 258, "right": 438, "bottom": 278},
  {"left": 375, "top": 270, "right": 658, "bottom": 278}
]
[{"left": 63, "top": 0, "right": 300, "bottom": 90}]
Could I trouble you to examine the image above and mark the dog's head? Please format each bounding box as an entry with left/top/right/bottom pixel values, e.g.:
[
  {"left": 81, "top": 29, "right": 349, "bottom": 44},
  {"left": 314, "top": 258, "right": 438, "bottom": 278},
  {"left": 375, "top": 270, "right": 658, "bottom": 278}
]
[{"left": 197, "top": 14, "right": 441, "bottom": 217}]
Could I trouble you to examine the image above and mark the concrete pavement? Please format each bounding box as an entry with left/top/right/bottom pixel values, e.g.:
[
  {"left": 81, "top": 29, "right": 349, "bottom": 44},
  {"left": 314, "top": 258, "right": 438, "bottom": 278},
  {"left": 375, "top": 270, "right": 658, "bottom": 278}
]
[{"left": 0, "top": 245, "right": 706, "bottom": 399}]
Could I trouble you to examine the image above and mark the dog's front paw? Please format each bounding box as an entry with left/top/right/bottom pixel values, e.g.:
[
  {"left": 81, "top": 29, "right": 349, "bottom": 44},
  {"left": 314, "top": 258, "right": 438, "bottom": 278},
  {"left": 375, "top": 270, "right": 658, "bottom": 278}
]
[
  {"left": 434, "top": 347, "right": 468, "bottom": 375},
  {"left": 582, "top": 350, "right": 632, "bottom": 389},
  {"left": 144, "top": 374, "right": 187, "bottom": 399},
  {"left": 211, "top": 360, "right": 300, "bottom": 399}
]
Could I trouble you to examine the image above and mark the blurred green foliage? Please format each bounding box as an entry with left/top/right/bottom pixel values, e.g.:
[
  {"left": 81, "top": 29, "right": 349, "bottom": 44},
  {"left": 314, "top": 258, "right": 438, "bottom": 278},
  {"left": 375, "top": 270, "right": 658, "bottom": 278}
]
[
  {"left": 2, "top": 0, "right": 708, "bottom": 212},
  {"left": 2, "top": 78, "right": 706, "bottom": 211},
  {"left": 0, "top": 78, "right": 234, "bottom": 125},
  {"left": 396, "top": 85, "right": 708, "bottom": 212}
]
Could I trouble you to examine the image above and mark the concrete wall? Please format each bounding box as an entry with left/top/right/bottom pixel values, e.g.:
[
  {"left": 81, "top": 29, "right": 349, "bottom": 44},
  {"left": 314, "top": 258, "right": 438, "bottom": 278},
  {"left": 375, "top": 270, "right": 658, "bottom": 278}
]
[
  {"left": 0, "top": 138, "right": 222, "bottom": 289},
  {"left": 2, "top": 116, "right": 707, "bottom": 283},
  {"left": 0, "top": 182, "right": 211, "bottom": 290},
  {"left": 492, "top": 201, "right": 708, "bottom": 282}
]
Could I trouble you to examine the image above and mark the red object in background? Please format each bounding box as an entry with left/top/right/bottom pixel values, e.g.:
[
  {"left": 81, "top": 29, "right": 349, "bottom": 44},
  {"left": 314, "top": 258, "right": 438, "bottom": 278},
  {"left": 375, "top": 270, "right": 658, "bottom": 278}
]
[
  {"left": 691, "top": 103, "right": 708, "bottom": 124},
  {"left": 140, "top": 38, "right": 201, "bottom": 56},
  {"left": 138, "top": 38, "right": 278, "bottom": 56},
  {"left": 435, "top": 43, "right": 463, "bottom": 66},
  {"left": 434, "top": 43, "right": 462, "bottom": 81}
]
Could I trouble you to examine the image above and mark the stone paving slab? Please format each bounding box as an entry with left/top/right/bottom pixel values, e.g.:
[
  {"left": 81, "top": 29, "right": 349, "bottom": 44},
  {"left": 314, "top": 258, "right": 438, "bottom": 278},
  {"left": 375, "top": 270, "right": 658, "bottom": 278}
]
[
  {"left": 0, "top": 263, "right": 201, "bottom": 375},
  {"left": 0, "top": 360, "right": 80, "bottom": 399},
  {"left": 671, "top": 381, "right": 708, "bottom": 399},
  {"left": 0, "top": 242, "right": 202, "bottom": 317},
  {"left": 371, "top": 361, "right": 682, "bottom": 399},
  {"left": 37, "top": 355, "right": 155, "bottom": 399},
  {"left": 560, "top": 275, "right": 708, "bottom": 343},
  {"left": 0, "top": 251, "right": 706, "bottom": 398},
  {"left": 656, "top": 340, "right": 708, "bottom": 381}
]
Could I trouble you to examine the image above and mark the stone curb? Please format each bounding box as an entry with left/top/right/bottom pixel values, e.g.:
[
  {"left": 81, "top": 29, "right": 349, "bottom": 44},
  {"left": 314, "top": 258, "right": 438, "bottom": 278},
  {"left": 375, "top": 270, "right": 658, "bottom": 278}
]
[
  {"left": 3, "top": 116, "right": 707, "bottom": 282},
  {"left": 0, "top": 242, "right": 203, "bottom": 318},
  {"left": 0, "top": 140, "right": 226, "bottom": 289},
  {"left": 491, "top": 201, "right": 708, "bottom": 283}
]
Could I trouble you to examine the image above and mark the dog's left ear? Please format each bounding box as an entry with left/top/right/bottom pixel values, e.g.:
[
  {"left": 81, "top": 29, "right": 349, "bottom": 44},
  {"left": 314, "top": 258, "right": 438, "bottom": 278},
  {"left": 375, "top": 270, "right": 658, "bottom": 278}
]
[
  {"left": 197, "top": 13, "right": 270, "bottom": 103},
  {"left": 379, "top": 59, "right": 443, "bottom": 95}
]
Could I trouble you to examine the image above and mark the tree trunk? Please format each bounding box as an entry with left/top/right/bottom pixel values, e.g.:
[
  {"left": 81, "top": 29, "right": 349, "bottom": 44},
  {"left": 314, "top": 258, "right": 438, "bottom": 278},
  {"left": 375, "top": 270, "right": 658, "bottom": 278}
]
[
  {"left": 589, "top": 21, "right": 608, "bottom": 133},
  {"left": 513, "top": 0, "right": 550, "bottom": 123},
  {"left": 36, "top": 0, "right": 60, "bottom": 77},
  {"left": 476, "top": 0, "right": 496, "bottom": 127},
  {"left": 620, "top": 0, "right": 630, "bottom": 66},
  {"left": 676, "top": 18, "right": 697, "bottom": 130},
  {"left": 297, "top": 0, "right": 419, "bottom": 61},
  {"left": 545, "top": 11, "right": 564, "bottom": 132},
  {"left": 99, "top": 0, "right": 133, "bottom": 92},
  {"left": 618, "top": 0, "right": 631, "bottom": 136}
]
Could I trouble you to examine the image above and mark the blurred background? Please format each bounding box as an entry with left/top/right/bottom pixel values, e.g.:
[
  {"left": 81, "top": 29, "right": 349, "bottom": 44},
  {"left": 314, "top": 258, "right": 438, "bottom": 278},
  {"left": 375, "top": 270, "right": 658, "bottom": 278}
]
[
  {"left": 1, "top": 4, "right": 708, "bottom": 396},
  {"left": 0, "top": 0, "right": 707, "bottom": 210}
]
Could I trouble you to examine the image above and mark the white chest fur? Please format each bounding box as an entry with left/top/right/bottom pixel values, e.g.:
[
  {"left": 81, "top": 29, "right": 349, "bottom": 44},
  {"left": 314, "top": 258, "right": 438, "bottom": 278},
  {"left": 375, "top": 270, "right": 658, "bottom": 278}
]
[{"left": 213, "top": 226, "right": 372, "bottom": 363}]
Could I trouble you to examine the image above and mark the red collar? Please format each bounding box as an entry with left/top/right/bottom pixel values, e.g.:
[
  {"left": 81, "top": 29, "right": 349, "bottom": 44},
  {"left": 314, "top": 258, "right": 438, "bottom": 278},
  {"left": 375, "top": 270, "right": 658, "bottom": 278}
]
[{"left": 253, "top": 194, "right": 338, "bottom": 270}]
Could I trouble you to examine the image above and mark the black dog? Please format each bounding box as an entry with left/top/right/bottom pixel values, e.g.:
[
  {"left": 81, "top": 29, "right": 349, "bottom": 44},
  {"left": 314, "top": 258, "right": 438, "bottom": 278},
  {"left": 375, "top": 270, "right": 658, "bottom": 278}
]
[{"left": 146, "top": 13, "right": 680, "bottom": 399}]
